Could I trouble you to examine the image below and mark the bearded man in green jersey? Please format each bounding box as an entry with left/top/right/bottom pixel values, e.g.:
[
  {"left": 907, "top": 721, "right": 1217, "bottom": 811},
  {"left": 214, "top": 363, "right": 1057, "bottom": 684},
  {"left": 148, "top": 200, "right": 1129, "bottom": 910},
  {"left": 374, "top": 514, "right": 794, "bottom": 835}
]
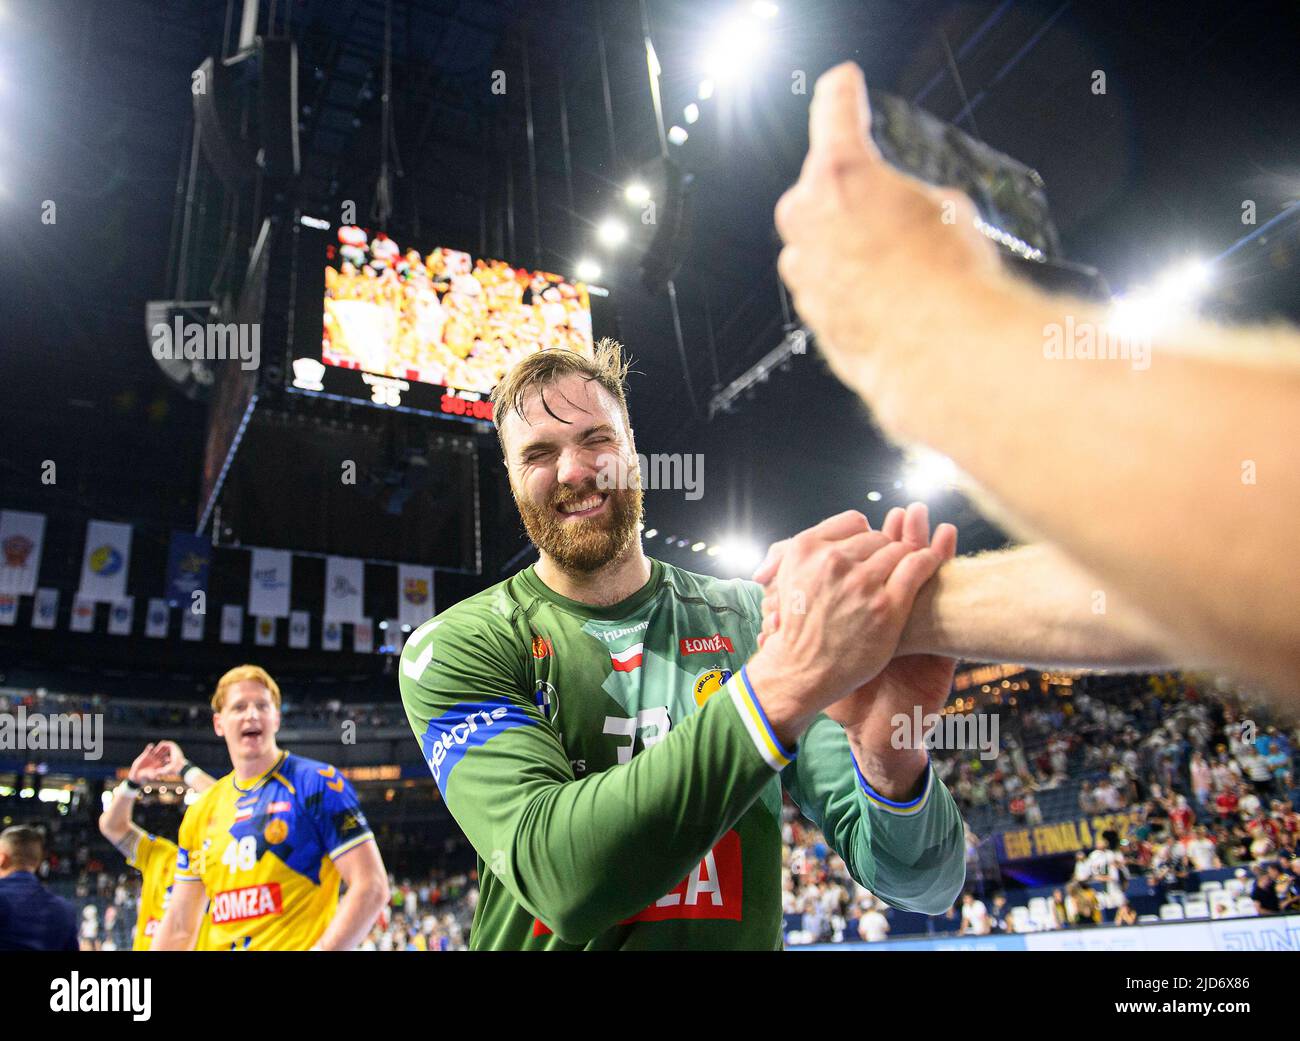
[{"left": 399, "top": 337, "right": 967, "bottom": 949}]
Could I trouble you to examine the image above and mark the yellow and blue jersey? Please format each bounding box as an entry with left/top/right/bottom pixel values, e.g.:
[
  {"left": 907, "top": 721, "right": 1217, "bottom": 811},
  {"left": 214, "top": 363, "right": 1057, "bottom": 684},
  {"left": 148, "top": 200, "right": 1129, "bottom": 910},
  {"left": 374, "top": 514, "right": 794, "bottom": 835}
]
[
  {"left": 175, "top": 751, "right": 374, "bottom": 950},
  {"left": 127, "top": 830, "right": 213, "bottom": 951}
]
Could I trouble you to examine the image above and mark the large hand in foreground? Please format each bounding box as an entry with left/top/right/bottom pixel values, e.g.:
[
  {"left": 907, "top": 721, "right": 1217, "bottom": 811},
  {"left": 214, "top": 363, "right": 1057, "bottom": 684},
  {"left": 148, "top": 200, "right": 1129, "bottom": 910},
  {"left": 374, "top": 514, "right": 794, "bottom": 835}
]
[{"left": 774, "top": 63, "right": 1002, "bottom": 426}]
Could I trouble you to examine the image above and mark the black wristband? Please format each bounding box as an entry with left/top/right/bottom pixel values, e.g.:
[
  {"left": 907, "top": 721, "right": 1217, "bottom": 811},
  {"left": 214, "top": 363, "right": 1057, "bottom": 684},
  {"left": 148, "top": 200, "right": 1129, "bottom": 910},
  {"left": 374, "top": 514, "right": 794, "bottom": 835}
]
[
  {"left": 123, "top": 777, "right": 142, "bottom": 793},
  {"left": 180, "top": 760, "right": 196, "bottom": 777}
]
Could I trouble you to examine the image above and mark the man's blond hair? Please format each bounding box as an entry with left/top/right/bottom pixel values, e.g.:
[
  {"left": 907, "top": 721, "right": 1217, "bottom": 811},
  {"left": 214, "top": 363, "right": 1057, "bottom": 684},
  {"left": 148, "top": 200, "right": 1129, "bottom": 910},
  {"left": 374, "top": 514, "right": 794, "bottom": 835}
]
[
  {"left": 211, "top": 664, "right": 282, "bottom": 712},
  {"left": 490, "top": 338, "right": 632, "bottom": 457}
]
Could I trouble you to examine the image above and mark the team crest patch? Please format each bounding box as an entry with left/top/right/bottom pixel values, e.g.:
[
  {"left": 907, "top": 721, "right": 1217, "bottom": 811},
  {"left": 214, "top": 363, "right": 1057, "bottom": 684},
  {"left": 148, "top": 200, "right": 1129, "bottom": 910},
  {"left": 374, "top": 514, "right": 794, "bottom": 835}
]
[
  {"left": 693, "top": 668, "right": 733, "bottom": 707},
  {"left": 531, "top": 635, "right": 553, "bottom": 659},
  {"left": 534, "top": 681, "right": 558, "bottom": 723},
  {"left": 263, "top": 819, "right": 289, "bottom": 844}
]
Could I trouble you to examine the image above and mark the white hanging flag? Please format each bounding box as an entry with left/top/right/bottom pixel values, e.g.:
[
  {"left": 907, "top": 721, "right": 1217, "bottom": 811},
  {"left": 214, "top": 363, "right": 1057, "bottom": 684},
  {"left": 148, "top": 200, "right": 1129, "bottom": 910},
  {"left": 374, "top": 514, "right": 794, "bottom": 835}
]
[
  {"left": 145, "top": 598, "right": 170, "bottom": 638},
  {"left": 254, "top": 616, "right": 277, "bottom": 646},
  {"left": 220, "top": 604, "right": 244, "bottom": 644},
  {"left": 181, "top": 608, "right": 205, "bottom": 641},
  {"left": 324, "top": 556, "right": 365, "bottom": 621},
  {"left": 31, "top": 587, "right": 59, "bottom": 630},
  {"left": 397, "top": 564, "right": 435, "bottom": 628},
  {"left": 70, "top": 595, "right": 96, "bottom": 632},
  {"left": 248, "top": 548, "right": 292, "bottom": 618},
  {"left": 0, "top": 510, "right": 46, "bottom": 595},
  {"left": 321, "top": 618, "right": 343, "bottom": 651},
  {"left": 77, "top": 520, "right": 133, "bottom": 603},
  {"left": 378, "top": 619, "right": 402, "bottom": 654},
  {"left": 288, "top": 610, "right": 310, "bottom": 649},
  {"left": 353, "top": 619, "right": 374, "bottom": 654},
  {"left": 107, "top": 597, "right": 134, "bottom": 636},
  {"left": 0, "top": 595, "right": 17, "bottom": 626}
]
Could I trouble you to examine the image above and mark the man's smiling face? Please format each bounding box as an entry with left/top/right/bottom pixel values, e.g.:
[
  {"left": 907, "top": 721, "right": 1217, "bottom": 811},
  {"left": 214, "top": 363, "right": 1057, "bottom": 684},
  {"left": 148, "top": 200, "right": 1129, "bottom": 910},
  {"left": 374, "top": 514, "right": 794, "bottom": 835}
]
[{"left": 500, "top": 373, "right": 643, "bottom": 573}]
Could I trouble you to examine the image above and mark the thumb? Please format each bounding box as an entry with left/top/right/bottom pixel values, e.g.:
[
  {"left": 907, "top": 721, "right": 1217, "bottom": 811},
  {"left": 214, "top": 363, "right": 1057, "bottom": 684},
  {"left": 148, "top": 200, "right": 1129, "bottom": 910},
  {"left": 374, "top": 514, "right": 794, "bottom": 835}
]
[
  {"left": 752, "top": 539, "right": 789, "bottom": 585},
  {"left": 884, "top": 545, "right": 944, "bottom": 604}
]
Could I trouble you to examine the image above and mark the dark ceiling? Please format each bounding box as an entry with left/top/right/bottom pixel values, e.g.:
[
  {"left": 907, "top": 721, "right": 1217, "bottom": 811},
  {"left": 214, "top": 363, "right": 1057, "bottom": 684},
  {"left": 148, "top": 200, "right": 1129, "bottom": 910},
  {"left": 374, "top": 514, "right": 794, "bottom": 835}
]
[{"left": 2, "top": 0, "right": 1298, "bottom": 605}]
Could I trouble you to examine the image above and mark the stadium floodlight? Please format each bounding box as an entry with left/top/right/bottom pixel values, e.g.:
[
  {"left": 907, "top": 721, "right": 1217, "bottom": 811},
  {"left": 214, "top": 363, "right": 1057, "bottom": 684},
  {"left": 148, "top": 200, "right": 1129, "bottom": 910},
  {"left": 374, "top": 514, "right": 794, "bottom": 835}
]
[
  {"left": 575, "top": 258, "right": 602, "bottom": 281},
  {"left": 703, "top": 16, "right": 767, "bottom": 83},
  {"left": 866, "top": 490, "right": 883, "bottom": 502},
  {"left": 643, "top": 527, "right": 658, "bottom": 539},
  {"left": 684, "top": 103, "right": 700, "bottom": 125},
  {"left": 624, "top": 182, "right": 651, "bottom": 205},
  {"left": 667, "top": 125, "right": 689, "bottom": 146},
  {"left": 597, "top": 219, "right": 628, "bottom": 247},
  {"left": 1109, "top": 257, "right": 1212, "bottom": 338},
  {"left": 715, "top": 538, "right": 764, "bottom": 575},
  {"left": 691, "top": 541, "right": 706, "bottom": 552},
  {"left": 901, "top": 448, "right": 958, "bottom": 498},
  {"left": 698, "top": 79, "right": 715, "bottom": 101}
]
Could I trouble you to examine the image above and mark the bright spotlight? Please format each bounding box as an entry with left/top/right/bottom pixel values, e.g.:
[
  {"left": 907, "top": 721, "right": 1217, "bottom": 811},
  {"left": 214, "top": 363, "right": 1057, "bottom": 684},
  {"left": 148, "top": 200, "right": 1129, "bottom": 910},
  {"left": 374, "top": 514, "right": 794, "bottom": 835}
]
[
  {"left": 683, "top": 103, "right": 700, "bottom": 125},
  {"left": 1109, "top": 257, "right": 1213, "bottom": 338},
  {"left": 866, "top": 490, "right": 882, "bottom": 502},
  {"left": 624, "top": 182, "right": 651, "bottom": 205},
  {"left": 597, "top": 219, "right": 628, "bottom": 247},
  {"left": 644, "top": 528, "right": 658, "bottom": 539},
  {"left": 703, "top": 17, "right": 767, "bottom": 83},
  {"left": 751, "top": 1, "right": 779, "bottom": 17},
  {"left": 901, "top": 449, "right": 958, "bottom": 498},
  {"left": 691, "top": 541, "right": 706, "bottom": 552},
  {"left": 667, "top": 125, "right": 689, "bottom": 146},
  {"left": 716, "top": 538, "right": 764, "bottom": 575},
  {"left": 698, "top": 79, "right": 715, "bottom": 101},
  {"left": 575, "top": 258, "right": 602, "bottom": 281}
]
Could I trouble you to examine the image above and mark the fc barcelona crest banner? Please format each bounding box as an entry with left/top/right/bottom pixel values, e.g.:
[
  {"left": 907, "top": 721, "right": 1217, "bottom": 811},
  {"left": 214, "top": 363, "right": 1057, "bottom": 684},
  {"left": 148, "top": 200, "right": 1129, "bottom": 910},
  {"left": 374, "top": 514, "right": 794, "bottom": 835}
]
[{"left": 397, "top": 564, "right": 434, "bottom": 628}]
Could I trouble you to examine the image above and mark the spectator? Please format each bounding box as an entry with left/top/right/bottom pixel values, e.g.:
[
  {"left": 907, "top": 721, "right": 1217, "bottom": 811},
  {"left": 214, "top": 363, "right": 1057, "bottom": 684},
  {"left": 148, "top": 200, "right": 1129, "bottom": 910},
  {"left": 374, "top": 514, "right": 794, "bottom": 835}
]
[
  {"left": 0, "top": 826, "right": 79, "bottom": 952},
  {"left": 960, "top": 892, "right": 991, "bottom": 936}
]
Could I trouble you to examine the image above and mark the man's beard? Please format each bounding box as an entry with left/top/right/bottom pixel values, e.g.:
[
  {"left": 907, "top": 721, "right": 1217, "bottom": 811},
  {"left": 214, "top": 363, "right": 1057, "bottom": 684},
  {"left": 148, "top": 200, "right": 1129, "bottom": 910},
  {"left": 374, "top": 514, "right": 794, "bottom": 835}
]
[{"left": 513, "top": 479, "right": 644, "bottom": 574}]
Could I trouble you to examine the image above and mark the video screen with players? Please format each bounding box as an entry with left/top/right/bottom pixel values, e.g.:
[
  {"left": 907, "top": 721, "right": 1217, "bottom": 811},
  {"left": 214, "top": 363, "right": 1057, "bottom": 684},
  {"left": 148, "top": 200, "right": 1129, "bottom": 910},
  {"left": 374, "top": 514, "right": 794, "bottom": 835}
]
[{"left": 288, "top": 221, "right": 602, "bottom": 419}]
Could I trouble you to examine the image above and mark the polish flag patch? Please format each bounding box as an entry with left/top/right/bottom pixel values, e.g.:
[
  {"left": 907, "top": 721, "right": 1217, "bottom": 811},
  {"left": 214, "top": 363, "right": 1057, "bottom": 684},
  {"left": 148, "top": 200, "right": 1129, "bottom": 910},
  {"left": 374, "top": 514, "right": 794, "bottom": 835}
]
[{"left": 610, "top": 643, "right": 644, "bottom": 673}]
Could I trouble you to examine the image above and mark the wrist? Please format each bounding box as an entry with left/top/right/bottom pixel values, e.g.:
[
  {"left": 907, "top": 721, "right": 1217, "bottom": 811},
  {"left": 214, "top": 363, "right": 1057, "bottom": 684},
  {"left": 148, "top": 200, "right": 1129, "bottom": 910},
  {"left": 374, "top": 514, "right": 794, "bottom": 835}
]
[
  {"left": 741, "top": 654, "right": 816, "bottom": 751},
  {"left": 845, "top": 731, "right": 929, "bottom": 804}
]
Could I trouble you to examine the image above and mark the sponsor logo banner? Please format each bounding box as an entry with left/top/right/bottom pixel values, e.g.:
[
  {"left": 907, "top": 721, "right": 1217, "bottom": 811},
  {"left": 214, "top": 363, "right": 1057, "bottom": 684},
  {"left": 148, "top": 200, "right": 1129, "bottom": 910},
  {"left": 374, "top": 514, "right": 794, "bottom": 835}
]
[
  {"left": 248, "top": 548, "right": 292, "bottom": 618},
  {"left": 31, "top": 587, "right": 59, "bottom": 630},
  {"left": 209, "top": 883, "right": 284, "bottom": 925},
  {"left": 78, "top": 520, "right": 132, "bottom": 603},
  {"left": 165, "top": 531, "right": 211, "bottom": 608},
  {"left": 680, "top": 632, "right": 735, "bottom": 656}
]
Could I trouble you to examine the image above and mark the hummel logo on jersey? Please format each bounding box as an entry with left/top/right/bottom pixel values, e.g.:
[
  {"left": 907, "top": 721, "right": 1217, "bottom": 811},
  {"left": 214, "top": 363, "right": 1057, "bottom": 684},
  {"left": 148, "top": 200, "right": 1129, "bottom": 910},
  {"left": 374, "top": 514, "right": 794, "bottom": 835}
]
[{"left": 680, "top": 633, "right": 734, "bottom": 656}]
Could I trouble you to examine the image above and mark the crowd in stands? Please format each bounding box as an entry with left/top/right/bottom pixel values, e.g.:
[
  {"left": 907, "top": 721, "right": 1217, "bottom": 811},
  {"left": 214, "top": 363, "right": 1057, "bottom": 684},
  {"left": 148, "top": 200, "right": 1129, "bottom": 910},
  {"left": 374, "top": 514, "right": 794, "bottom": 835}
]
[{"left": 781, "top": 673, "right": 1299, "bottom": 944}]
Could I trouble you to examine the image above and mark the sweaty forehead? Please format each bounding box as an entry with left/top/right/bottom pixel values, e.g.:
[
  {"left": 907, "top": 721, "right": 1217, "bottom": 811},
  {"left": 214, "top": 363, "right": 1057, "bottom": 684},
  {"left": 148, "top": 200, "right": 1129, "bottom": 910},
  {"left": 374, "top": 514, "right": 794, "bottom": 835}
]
[{"left": 501, "top": 374, "right": 623, "bottom": 446}]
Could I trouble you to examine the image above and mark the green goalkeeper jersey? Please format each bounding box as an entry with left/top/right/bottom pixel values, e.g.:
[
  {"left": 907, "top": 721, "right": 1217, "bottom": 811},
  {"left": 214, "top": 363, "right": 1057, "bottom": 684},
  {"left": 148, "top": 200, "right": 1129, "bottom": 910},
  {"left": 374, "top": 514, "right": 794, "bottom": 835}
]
[{"left": 399, "top": 557, "right": 966, "bottom": 949}]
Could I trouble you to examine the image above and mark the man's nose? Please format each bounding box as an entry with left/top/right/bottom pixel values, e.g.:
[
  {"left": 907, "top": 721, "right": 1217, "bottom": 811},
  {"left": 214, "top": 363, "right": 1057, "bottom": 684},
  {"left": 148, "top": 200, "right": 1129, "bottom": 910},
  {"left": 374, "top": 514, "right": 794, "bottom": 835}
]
[{"left": 555, "top": 446, "right": 597, "bottom": 487}]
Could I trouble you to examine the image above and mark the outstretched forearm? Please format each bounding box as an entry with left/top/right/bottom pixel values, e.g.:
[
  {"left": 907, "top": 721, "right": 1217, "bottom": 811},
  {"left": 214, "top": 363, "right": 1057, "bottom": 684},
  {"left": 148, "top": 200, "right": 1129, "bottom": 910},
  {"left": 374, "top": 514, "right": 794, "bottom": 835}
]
[
  {"left": 864, "top": 277, "right": 1300, "bottom": 695},
  {"left": 898, "top": 543, "right": 1194, "bottom": 671}
]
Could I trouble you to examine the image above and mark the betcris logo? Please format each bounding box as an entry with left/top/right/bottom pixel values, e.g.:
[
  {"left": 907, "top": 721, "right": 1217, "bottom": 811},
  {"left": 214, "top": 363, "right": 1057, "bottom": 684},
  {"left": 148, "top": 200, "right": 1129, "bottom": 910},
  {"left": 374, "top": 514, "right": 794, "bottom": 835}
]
[{"left": 421, "top": 698, "right": 537, "bottom": 791}]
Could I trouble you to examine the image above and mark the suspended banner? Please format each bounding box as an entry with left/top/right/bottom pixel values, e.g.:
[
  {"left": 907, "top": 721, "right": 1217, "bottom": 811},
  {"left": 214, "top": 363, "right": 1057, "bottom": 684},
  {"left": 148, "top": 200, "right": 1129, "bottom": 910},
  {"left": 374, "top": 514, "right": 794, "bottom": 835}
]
[
  {"left": 70, "top": 595, "right": 96, "bottom": 632},
  {"left": 288, "top": 610, "right": 310, "bottom": 649},
  {"left": 145, "top": 598, "right": 170, "bottom": 638},
  {"left": 181, "top": 608, "right": 205, "bottom": 642},
  {"left": 165, "top": 531, "right": 212, "bottom": 609},
  {"left": 78, "top": 520, "right": 132, "bottom": 603},
  {"left": 324, "top": 557, "right": 364, "bottom": 621},
  {"left": 254, "top": 616, "right": 277, "bottom": 646},
  {"left": 220, "top": 604, "right": 243, "bottom": 644},
  {"left": 353, "top": 619, "right": 373, "bottom": 654},
  {"left": 107, "top": 598, "right": 134, "bottom": 636},
  {"left": 397, "top": 564, "right": 435, "bottom": 628},
  {"left": 248, "top": 548, "right": 292, "bottom": 619},
  {"left": 0, "top": 595, "right": 16, "bottom": 626},
  {"left": 31, "top": 588, "right": 59, "bottom": 630},
  {"left": 378, "top": 619, "right": 402, "bottom": 654},
  {"left": 321, "top": 619, "right": 343, "bottom": 652},
  {"left": 0, "top": 510, "right": 46, "bottom": 596}
]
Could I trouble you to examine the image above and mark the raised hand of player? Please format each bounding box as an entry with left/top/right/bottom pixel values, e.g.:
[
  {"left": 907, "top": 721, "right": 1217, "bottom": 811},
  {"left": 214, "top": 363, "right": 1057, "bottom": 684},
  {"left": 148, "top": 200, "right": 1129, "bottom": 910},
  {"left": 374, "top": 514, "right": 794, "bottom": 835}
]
[
  {"left": 151, "top": 740, "right": 187, "bottom": 778},
  {"left": 743, "top": 507, "right": 949, "bottom": 747},
  {"left": 128, "top": 742, "right": 170, "bottom": 784}
]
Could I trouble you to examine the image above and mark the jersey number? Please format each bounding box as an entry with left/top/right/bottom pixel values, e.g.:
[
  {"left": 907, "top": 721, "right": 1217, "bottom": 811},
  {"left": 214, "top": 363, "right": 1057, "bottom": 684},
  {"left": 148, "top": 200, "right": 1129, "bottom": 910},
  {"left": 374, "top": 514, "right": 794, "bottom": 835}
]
[
  {"left": 603, "top": 708, "right": 670, "bottom": 764},
  {"left": 220, "top": 835, "right": 258, "bottom": 872}
]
